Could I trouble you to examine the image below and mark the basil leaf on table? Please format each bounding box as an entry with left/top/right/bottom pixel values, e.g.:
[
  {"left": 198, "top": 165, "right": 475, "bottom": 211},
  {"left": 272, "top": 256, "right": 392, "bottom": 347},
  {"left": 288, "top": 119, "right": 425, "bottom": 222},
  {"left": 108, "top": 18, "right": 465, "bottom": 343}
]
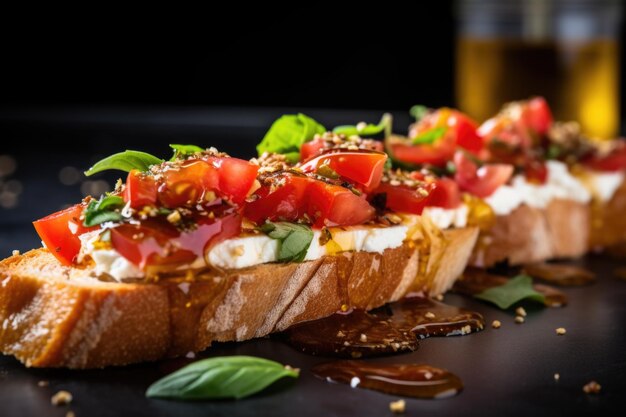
[
  {"left": 256, "top": 113, "right": 326, "bottom": 163},
  {"left": 474, "top": 275, "right": 546, "bottom": 310},
  {"left": 146, "top": 356, "right": 299, "bottom": 400},
  {"left": 83, "top": 195, "right": 125, "bottom": 227},
  {"left": 169, "top": 144, "right": 205, "bottom": 160},
  {"left": 332, "top": 113, "right": 393, "bottom": 139},
  {"left": 260, "top": 222, "right": 314, "bottom": 262},
  {"left": 84, "top": 150, "right": 163, "bottom": 176},
  {"left": 412, "top": 126, "right": 447, "bottom": 145}
]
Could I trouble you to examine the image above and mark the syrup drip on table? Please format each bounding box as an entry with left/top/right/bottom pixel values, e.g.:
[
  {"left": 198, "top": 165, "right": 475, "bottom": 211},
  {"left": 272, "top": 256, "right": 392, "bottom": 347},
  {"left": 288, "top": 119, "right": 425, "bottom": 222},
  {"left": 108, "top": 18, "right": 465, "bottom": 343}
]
[
  {"left": 284, "top": 297, "right": 484, "bottom": 358},
  {"left": 522, "top": 263, "right": 596, "bottom": 286},
  {"left": 453, "top": 268, "right": 568, "bottom": 307},
  {"left": 311, "top": 361, "right": 463, "bottom": 399}
]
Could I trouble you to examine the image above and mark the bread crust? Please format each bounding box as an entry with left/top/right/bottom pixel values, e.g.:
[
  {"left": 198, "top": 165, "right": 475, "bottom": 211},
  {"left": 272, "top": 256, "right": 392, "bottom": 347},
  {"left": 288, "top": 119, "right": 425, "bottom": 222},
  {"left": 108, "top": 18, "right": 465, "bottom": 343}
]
[
  {"left": 0, "top": 226, "right": 477, "bottom": 368},
  {"left": 589, "top": 178, "right": 626, "bottom": 249},
  {"left": 470, "top": 199, "right": 590, "bottom": 267}
]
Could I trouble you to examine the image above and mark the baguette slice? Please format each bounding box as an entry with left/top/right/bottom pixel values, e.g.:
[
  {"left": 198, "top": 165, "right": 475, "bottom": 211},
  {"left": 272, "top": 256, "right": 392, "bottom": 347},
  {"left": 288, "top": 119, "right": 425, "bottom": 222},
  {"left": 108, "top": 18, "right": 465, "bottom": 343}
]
[
  {"left": 470, "top": 199, "right": 590, "bottom": 267},
  {"left": 0, "top": 226, "right": 477, "bottom": 369}
]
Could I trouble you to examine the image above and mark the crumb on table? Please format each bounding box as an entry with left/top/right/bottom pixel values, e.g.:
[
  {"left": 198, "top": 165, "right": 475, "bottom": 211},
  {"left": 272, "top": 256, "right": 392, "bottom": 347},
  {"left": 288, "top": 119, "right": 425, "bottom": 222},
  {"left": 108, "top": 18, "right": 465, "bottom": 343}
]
[
  {"left": 389, "top": 399, "right": 406, "bottom": 414},
  {"left": 51, "top": 390, "right": 73, "bottom": 406}
]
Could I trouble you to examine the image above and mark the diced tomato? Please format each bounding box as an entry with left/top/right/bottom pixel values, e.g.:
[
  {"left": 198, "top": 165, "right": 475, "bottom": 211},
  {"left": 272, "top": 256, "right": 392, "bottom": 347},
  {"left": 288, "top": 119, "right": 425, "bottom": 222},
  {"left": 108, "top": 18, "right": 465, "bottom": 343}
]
[
  {"left": 301, "top": 138, "right": 327, "bottom": 162},
  {"left": 307, "top": 181, "right": 375, "bottom": 227},
  {"left": 396, "top": 108, "right": 482, "bottom": 167},
  {"left": 372, "top": 183, "right": 432, "bottom": 215},
  {"left": 213, "top": 157, "right": 259, "bottom": 204},
  {"left": 33, "top": 204, "right": 97, "bottom": 265},
  {"left": 157, "top": 157, "right": 258, "bottom": 208},
  {"left": 584, "top": 146, "right": 626, "bottom": 172},
  {"left": 124, "top": 170, "right": 157, "bottom": 208},
  {"left": 479, "top": 97, "right": 553, "bottom": 151},
  {"left": 246, "top": 174, "right": 375, "bottom": 227},
  {"left": 453, "top": 151, "right": 514, "bottom": 198},
  {"left": 244, "top": 175, "right": 311, "bottom": 223},
  {"left": 300, "top": 151, "right": 387, "bottom": 192},
  {"left": 428, "top": 178, "right": 462, "bottom": 209},
  {"left": 525, "top": 97, "right": 553, "bottom": 136},
  {"left": 524, "top": 159, "right": 549, "bottom": 184},
  {"left": 110, "top": 210, "right": 241, "bottom": 268},
  {"left": 158, "top": 160, "right": 219, "bottom": 208},
  {"left": 390, "top": 141, "right": 456, "bottom": 167}
]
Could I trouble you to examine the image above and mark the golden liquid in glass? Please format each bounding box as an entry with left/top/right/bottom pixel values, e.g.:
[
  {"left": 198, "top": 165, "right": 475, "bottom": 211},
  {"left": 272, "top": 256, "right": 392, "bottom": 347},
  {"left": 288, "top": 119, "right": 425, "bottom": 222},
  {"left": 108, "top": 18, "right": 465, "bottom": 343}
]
[{"left": 456, "top": 38, "right": 619, "bottom": 138}]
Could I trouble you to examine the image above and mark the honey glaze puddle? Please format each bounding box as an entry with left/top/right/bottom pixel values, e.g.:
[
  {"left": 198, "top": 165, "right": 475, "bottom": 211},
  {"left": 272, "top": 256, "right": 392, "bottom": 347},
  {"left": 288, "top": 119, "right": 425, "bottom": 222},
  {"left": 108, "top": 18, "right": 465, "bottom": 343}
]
[
  {"left": 284, "top": 297, "right": 484, "bottom": 358},
  {"left": 312, "top": 361, "right": 463, "bottom": 399},
  {"left": 522, "top": 263, "right": 596, "bottom": 286},
  {"left": 453, "top": 268, "right": 568, "bottom": 307}
]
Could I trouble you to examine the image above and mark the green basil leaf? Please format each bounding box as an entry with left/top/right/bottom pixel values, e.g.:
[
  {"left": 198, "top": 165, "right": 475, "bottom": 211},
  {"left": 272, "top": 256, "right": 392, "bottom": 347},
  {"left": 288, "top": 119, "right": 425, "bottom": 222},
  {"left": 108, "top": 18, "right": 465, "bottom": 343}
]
[
  {"left": 83, "top": 195, "right": 125, "bottom": 227},
  {"left": 260, "top": 222, "right": 313, "bottom": 262},
  {"left": 170, "top": 144, "right": 204, "bottom": 160},
  {"left": 546, "top": 144, "right": 562, "bottom": 160},
  {"left": 256, "top": 114, "right": 326, "bottom": 163},
  {"left": 474, "top": 275, "right": 546, "bottom": 309},
  {"left": 412, "top": 126, "right": 447, "bottom": 145},
  {"left": 146, "top": 356, "right": 299, "bottom": 400},
  {"left": 84, "top": 150, "right": 163, "bottom": 176},
  {"left": 332, "top": 113, "right": 393, "bottom": 139},
  {"left": 410, "top": 105, "right": 429, "bottom": 122}
]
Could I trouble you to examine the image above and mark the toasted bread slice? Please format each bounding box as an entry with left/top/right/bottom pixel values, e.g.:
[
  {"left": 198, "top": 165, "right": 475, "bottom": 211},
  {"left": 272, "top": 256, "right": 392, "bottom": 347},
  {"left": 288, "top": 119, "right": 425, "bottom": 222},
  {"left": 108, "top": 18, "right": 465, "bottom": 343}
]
[
  {"left": 470, "top": 199, "right": 589, "bottom": 267},
  {"left": 0, "top": 227, "right": 477, "bottom": 368},
  {"left": 589, "top": 179, "right": 626, "bottom": 249}
]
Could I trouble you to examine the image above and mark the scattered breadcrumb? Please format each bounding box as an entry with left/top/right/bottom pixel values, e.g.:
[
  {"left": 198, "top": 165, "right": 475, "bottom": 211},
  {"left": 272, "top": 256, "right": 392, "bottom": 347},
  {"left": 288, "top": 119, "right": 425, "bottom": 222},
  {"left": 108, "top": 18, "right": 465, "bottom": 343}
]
[
  {"left": 51, "top": 390, "right": 73, "bottom": 406},
  {"left": 515, "top": 307, "right": 527, "bottom": 317},
  {"left": 583, "top": 380, "right": 601, "bottom": 394},
  {"left": 37, "top": 380, "right": 49, "bottom": 387},
  {"left": 185, "top": 351, "right": 196, "bottom": 359},
  {"left": 425, "top": 312, "right": 436, "bottom": 319},
  {"left": 166, "top": 210, "right": 181, "bottom": 224},
  {"left": 554, "top": 373, "right": 560, "bottom": 381},
  {"left": 434, "top": 294, "right": 444, "bottom": 301},
  {"left": 556, "top": 327, "right": 567, "bottom": 335},
  {"left": 66, "top": 411, "right": 76, "bottom": 417},
  {"left": 492, "top": 320, "right": 501, "bottom": 329},
  {"left": 11, "top": 250, "right": 19, "bottom": 256},
  {"left": 515, "top": 316, "right": 525, "bottom": 324},
  {"left": 360, "top": 334, "right": 367, "bottom": 342},
  {"left": 389, "top": 399, "right": 406, "bottom": 414},
  {"left": 337, "top": 330, "right": 346, "bottom": 338}
]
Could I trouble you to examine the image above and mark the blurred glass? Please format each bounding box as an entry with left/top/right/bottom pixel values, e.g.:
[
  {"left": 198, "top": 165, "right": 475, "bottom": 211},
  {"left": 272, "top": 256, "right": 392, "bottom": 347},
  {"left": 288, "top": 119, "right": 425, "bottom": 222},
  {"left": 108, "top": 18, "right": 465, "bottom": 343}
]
[{"left": 456, "top": 0, "right": 622, "bottom": 138}]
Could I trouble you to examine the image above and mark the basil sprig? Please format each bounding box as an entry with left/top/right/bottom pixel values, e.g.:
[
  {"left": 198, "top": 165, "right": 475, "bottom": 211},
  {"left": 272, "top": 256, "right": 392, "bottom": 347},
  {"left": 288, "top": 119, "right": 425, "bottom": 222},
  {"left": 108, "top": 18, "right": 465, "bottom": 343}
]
[
  {"left": 474, "top": 275, "right": 546, "bottom": 310},
  {"left": 83, "top": 195, "right": 125, "bottom": 227},
  {"left": 256, "top": 113, "right": 326, "bottom": 163},
  {"left": 84, "top": 150, "right": 163, "bottom": 176},
  {"left": 260, "top": 221, "right": 313, "bottom": 262},
  {"left": 412, "top": 126, "right": 447, "bottom": 145},
  {"left": 170, "top": 144, "right": 204, "bottom": 160},
  {"left": 146, "top": 356, "right": 299, "bottom": 400},
  {"left": 332, "top": 113, "right": 392, "bottom": 139}
]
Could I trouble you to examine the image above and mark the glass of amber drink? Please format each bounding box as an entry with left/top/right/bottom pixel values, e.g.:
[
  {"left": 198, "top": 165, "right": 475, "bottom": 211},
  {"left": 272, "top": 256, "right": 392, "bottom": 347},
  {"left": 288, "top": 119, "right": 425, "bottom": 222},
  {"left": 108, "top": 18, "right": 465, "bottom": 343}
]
[{"left": 456, "top": 0, "right": 622, "bottom": 138}]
